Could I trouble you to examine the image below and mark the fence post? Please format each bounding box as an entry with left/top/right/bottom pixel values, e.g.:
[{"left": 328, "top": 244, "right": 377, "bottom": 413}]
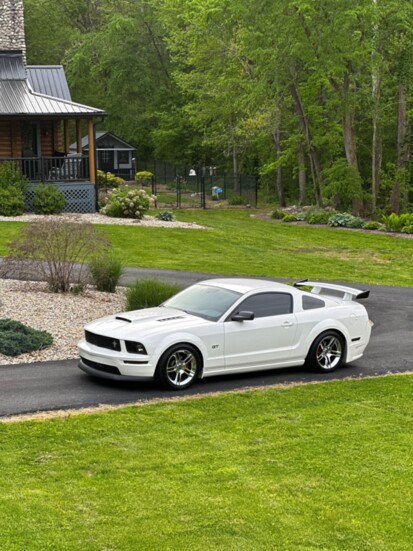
[{"left": 201, "top": 172, "right": 206, "bottom": 209}]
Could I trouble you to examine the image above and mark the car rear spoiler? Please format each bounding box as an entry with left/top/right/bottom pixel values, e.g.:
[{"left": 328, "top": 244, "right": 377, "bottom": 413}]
[{"left": 294, "top": 279, "right": 370, "bottom": 301}]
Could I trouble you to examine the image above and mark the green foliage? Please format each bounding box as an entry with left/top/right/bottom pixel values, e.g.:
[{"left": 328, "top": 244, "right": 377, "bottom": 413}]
[
  {"left": 401, "top": 225, "right": 413, "bottom": 234},
  {"left": 156, "top": 211, "right": 175, "bottom": 222},
  {"left": 322, "top": 160, "right": 363, "bottom": 212},
  {"left": 101, "top": 186, "right": 155, "bottom": 219},
  {"left": 89, "top": 253, "right": 124, "bottom": 293},
  {"left": 126, "top": 278, "right": 180, "bottom": 311},
  {"left": 328, "top": 213, "right": 364, "bottom": 228},
  {"left": 282, "top": 214, "right": 298, "bottom": 222},
  {"left": 227, "top": 195, "right": 249, "bottom": 206},
  {"left": 382, "top": 213, "right": 413, "bottom": 232},
  {"left": 271, "top": 210, "right": 285, "bottom": 220},
  {"left": 33, "top": 184, "right": 66, "bottom": 215},
  {"left": 97, "top": 170, "right": 124, "bottom": 189},
  {"left": 0, "top": 188, "right": 25, "bottom": 216},
  {"left": 0, "top": 162, "right": 28, "bottom": 193},
  {"left": 363, "top": 221, "right": 384, "bottom": 231},
  {"left": 306, "top": 211, "right": 333, "bottom": 225},
  {"left": 135, "top": 171, "right": 153, "bottom": 186},
  {"left": 0, "top": 318, "right": 53, "bottom": 356}
]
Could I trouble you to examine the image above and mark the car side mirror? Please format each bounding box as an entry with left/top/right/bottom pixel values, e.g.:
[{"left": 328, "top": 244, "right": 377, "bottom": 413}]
[{"left": 231, "top": 311, "right": 255, "bottom": 322}]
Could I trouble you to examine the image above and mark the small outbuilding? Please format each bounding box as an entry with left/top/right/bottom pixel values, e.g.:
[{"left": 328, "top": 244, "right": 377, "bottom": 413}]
[{"left": 70, "top": 131, "right": 135, "bottom": 180}]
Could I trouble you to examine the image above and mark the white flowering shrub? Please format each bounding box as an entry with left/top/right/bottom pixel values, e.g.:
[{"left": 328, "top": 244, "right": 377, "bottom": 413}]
[{"left": 100, "top": 186, "right": 156, "bottom": 219}]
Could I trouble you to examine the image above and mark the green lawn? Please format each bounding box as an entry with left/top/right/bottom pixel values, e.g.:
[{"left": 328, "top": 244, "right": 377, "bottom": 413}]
[
  {"left": 1, "top": 210, "right": 412, "bottom": 286},
  {"left": 1, "top": 375, "right": 412, "bottom": 550}
]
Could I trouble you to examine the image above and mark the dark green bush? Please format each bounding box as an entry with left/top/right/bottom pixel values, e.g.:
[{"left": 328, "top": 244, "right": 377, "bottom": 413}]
[
  {"left": 0, "top": 161, "right": 28, "bottom": 193},
  {"left": 328, "top": 213, "right": 364, "bottom": 228},
  {"left": 0, "top": 318, "right": 53, "bottom": 356},
  {"left": 227, "top": 195, "right": 248, "bottom": 206},
  {"left": 33, "top": 183, "right": 66, "bottom": 214},
  {"left": 0, "top": 188, "right": 25, "bottom": 216},
  {"left": 89, "top": 254, "right": 124, "bottom": 293},
  {"left": 271, "top": 210, "right": 285, "bottom": 219},
  {"left": 306, "top": 211, "right": 332, "bottom": 225},
  {"left": 126, "top": 278, "right": 181, "bottom": 311}
]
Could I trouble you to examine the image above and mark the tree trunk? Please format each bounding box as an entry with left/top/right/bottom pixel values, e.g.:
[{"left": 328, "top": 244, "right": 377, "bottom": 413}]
[
  {"left": 273, "top": 127, "right": 286, "bottom": 207},
  {"left": 391, "top": 81, "right": 410, "bottom": 213},
  {"left": 290, "top": 81, "right": 322, "bottom": 206},
  {"left": 231, "top": 128, "right": 239, "bottom": 192},
  {"left": 298, "top": 141, "right": 306, "bottom": 206}
]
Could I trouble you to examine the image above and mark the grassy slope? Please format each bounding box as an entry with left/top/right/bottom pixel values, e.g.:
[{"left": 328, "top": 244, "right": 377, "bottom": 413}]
[
  {"left": 0, "top": 211, "right": 412, "bottom": 286},
  {"left": 1, "top": 375, "right": 412, "bottom": 550}
]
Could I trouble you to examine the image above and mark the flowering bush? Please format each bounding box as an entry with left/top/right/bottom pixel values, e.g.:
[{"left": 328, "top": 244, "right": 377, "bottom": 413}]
[{"left": 100, "top": 186, "right": 156, "bottom": 219}]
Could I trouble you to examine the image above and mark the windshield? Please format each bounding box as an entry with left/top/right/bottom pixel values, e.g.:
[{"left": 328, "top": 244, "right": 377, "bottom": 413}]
[{"left": 163, "top": 284, "right": 241, "bottom": 321}]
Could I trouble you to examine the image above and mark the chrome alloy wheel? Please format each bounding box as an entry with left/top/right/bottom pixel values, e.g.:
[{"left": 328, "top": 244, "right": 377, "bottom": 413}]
[
  {"left": 166, "top": 348, "right": 198, "bottom": 387},
  {"left": 316, "top": 335, "right": 343, "bottom": 370}
]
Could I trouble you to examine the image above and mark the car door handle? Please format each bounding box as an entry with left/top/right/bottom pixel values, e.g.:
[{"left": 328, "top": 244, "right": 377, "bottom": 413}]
[{"left": 282, "top": 321, "right": 293, "bottom": 327}]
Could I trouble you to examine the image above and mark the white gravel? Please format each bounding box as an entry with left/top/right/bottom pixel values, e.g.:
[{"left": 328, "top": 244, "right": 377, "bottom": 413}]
[{"left": 0, "top": 279, "right": 127, "bottom": 365}]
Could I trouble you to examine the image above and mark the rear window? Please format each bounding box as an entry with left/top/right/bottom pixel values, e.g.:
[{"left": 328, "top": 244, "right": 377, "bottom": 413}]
[{"left": 302, "top": 295, "right": 325, "bottom": 310}]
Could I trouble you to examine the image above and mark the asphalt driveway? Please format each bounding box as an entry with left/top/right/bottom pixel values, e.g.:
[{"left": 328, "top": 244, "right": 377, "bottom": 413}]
[{"left": 1, "top": 269, "right": 412, "bottom": 418}]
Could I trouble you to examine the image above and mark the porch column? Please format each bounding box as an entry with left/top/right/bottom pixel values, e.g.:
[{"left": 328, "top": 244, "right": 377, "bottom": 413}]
[
  {"left": 88, "top": 119, "right": 96, "bottom": 183},
  {"left": 76, "top": 120, "right": 82, "bottom": 154},
  {"left": 63, "top": 120, "right": 69, "bottom": 153}
]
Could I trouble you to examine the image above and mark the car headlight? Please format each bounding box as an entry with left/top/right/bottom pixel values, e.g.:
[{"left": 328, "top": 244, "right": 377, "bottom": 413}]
[{"left": 125, "top": 341, "right": 147, "bottom": 355}]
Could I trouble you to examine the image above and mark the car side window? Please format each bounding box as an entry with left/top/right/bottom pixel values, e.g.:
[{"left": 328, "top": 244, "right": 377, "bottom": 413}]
[
  {"left": 228, "top": 292, "right": 293, "bottom": 320},
  {"left": 302, "top": 295, "right": 325, "bottom": 310}
]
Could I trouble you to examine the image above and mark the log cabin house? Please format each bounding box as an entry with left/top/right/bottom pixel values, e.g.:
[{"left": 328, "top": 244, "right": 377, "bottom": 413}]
[{"left": 0, "top": 0, "right": 106, "bottom": 212}]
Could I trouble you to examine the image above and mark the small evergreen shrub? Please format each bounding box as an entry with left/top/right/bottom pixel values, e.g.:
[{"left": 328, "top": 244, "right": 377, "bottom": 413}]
[
  {"left": 97, "top": 170, "right": 124, "bottom": 189},
  {"left": 33, "top": 183, "right": 66, "bottom": 214},
  {"left": 328, "top": 213, "right": 364, "bottom": 228},
  {"left": 156, "top": 211, "right": 175, "bottom": 222},
  {"left": 89, "top": 254, "right": 124, "bottom": 293},
  {"left": 282, "top": 214, "right": 298, "bottom": 222},
  {"left": 0, "top": 188, "right": 24, "bottom": 216},
  {"left": 0, "top": 318, "right": 53, "bottom": 356},
  {"left": 101, "top": 186, "right": 155, "bottom": 219},
  {"left": 0, "top": 161, "right": 28, "bottom": 193},
  {"left": 271, "top": 210, "right": 285, "bottom": 219},
  {"left": 126, "top": 278, "right": 181, "bottom": 311},
  {"left": 363, "top": 221, "right": 383, "bottom": 231},
  {"left": 135, "top": 171, "right": 154, "bottom": 186},
  {"left": 306, "top": 211, "right": 332, "bottom": 225}
]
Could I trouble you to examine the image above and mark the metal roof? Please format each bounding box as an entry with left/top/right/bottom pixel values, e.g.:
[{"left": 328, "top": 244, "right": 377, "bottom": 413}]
[
  {"left": 70, "top": 131, "right": 135, "bottom": 150},
  {"left": 0, "top": 51, "right": 26, "bottom": 80},
  {"left": 27, "top": 66, "right": 72, "bottom": 101},
  {"left": 0, "top": 79, "right": 105, "bottom": 117}
]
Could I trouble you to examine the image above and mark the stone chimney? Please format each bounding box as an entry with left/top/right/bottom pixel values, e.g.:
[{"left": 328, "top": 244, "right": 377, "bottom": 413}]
[{"left": 0, "top": 0, "right": 26, "bottom": 62}]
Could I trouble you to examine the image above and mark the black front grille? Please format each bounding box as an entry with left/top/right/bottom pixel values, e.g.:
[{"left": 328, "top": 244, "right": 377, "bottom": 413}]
[
  {"left": 85, "top": 330, "right": 121, "bottom": 352},
  {"left": 81, "top": 357, "right": 121, "bottom": 375}
]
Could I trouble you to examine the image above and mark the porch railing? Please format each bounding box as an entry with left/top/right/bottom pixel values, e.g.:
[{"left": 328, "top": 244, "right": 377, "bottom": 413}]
[{"left": 0, "top": 156, "right": 90, "bottom": 182}]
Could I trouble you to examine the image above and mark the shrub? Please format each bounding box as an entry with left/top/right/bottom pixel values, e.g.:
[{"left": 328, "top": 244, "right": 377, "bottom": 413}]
[
  {"left": 0, "top": 318, "right": 53, "bottom": 356},
  {"left": 382, "top": 213, "right": 413, "bottom": 232},
  {"left": 3, "top": 221, "right": 109, "bottom": 292},
  {"left": 101, "top": 186, "right": 155, "bottom": 219},
  {"left": 328, "top": 213, "right": 364, "bottom": 228},
  {"left": 89, "top": 254, "right": 124, "bottom": 293},
  {"left": 227, "top": 195, "right": 248, "bottom": 206},
  {"left": 97, "top": 170, "right": 124, "bottom": 189},
  {"left": 271, "top": 210, "right": 285, "bottom": 220},
  {"left": 135, "top": 171, "right": 154, "bottom": 186},
  {"left": 401, "top": 225, "right": 413, "bottom": 234},
  {"left": 306, "top": 211, "right": 332, "bottom": 225},
  {"left": 0, "top": 188, "right": 25, "bottom": 216},
  {"left": 156, "top": 211, "right": 175, "bottom": 222},
  {"left": 363, "top": 221, "right": 383, "bottom": 231},
  {"left": 33, "top": 183, "right": 66, "bottom": 214},
  {"left": 322, "top": 159, "right": 363, "bottom": 211},
  {"left": 126, "top": 278, "right": 181, "bottom": 311},
  {"left": 0, "top": 161, "right": 28, "bottom": 193},
  {"left": 282, "top": 214, "right": 298, "bottom": 222}
]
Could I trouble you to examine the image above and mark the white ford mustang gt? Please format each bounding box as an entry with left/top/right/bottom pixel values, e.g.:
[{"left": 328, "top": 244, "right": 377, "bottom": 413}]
[{"left": 78, "top": 278, "right": 373, "bottom": 390}]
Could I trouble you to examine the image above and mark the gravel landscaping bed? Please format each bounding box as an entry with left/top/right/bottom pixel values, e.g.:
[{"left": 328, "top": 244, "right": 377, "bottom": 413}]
[{"left": 0, "top": 279, "right": 127, "bottom": 365}]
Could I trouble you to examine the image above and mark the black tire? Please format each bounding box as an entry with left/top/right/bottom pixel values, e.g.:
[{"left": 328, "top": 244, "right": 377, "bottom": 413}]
[
  {"left": 306, "top": 330, "right": 345, "bottom": 373},
  {"left": 155, "top": 344, "right": 201, "bottom": 390}
]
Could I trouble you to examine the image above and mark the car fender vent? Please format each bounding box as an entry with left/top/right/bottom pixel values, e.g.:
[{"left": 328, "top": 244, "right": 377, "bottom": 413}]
[
  {"left": 157, "top": 316, "right": 185, "bottom": 322},
  {"left": 115, "top": 316, "right": 132, "bottom": 323}
]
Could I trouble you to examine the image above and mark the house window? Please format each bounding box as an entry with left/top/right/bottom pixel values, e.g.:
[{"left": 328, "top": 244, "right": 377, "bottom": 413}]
[{"left": 101, "top": 151, "right": 111, "bottom": 163}]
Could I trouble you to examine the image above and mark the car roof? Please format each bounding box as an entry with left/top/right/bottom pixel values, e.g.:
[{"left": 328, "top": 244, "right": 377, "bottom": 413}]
[{"left": 199, "top": 278, "right": 291, "bottom": 295}]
